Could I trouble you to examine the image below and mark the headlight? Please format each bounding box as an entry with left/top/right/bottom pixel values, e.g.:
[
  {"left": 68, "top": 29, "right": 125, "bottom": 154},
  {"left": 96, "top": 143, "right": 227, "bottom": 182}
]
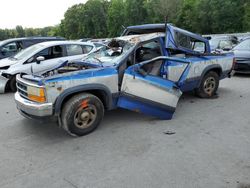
[{"left": 27, "top": 86, "right": 46, "bottom": 103}]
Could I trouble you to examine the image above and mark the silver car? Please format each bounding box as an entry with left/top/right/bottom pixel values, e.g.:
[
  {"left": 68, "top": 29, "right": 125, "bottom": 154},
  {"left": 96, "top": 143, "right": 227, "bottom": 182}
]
[{"left": 0, "top": 41, "right": 96, "bottom": 93}]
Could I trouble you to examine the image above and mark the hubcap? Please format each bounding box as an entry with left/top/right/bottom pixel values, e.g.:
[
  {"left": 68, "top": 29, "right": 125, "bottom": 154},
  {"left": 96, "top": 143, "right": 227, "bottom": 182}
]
[
  {"left": 74, "top": 104, "right": 97, "bottom": 129},
  {"left": 203, "top": 77, "right": 216, "bottom": 95}
]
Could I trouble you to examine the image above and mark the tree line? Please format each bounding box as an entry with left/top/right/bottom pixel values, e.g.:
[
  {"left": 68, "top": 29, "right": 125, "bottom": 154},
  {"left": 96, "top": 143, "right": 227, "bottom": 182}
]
[
  {"left": 0, "top": 26, "right": 56, "bottom": 41},
  {"left": 1, "top": 0, "right": 250, "bottom": 41}
]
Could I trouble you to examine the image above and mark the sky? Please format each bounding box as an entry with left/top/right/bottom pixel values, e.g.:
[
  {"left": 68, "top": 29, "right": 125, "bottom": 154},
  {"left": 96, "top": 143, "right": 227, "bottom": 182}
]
[{"left": 0, "top": 0, "right": 87, "bottom": 29}]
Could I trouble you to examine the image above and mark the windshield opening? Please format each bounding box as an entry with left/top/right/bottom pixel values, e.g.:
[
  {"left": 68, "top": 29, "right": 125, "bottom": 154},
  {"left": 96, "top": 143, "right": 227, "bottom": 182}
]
[
  {"left": 13, "top": 44, "right": 44, "bottom": 60},
  {"left": 209, "top": 38, "right": 220, "bottom": 49},
  {"left": 83, "top": 39, "right": 134, "bottom": 67}
]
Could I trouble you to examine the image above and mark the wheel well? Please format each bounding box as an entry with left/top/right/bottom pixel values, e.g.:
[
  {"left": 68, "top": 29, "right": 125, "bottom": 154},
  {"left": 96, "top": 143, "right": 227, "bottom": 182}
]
[
  {"left": 60, "top": 89, "right": 109, "bottom": 111},
  {"left": 4, "top": 74, "right": 16, "bottom": 92},
  {"left": 196, "top": 67, "right": 222, "bottom": 89},
  {"left": 207, "top": 67, "right": 222, "bottom": 77}
]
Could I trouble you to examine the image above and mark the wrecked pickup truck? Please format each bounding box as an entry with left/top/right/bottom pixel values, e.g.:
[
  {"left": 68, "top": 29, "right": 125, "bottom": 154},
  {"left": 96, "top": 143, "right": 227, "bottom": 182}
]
[{"left": 15, "top": 24, "right": 235, "bottom": 136}]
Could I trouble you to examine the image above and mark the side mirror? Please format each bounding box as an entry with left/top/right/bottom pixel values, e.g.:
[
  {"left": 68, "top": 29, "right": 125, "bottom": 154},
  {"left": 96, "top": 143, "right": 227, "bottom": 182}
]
[{"left": 36, "top": 56, "right": 45, "bottom": 64}]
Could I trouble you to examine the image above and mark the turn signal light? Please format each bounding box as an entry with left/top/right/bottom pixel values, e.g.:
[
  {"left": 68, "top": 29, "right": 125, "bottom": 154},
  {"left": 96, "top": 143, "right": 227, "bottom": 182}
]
[
  {"left": 27, "top": 86, "right": 46, "bottom": 103},
  {"left": 28, "top": 94, "right": 46, "bottom": 103}
]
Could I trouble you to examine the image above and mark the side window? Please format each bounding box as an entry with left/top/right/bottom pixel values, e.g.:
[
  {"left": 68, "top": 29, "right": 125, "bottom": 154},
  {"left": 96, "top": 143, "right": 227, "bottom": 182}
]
[
  {"left": 192, "top": 41, "right": 205, "bottom": 53},
  {"left": 52, "top": 45, "right": 63, "bottom": 58},
  {"left": 1, "top": 42, "right": 18, "bottom": 55},
  {"left": 175, "top": 31, "right": 206, "bottom": 53},
  {"left": 135, "top": 40, "right": 162, "bottom": 63},
  {"left": 175, "top": 32, "right": 192, "bottom": 49},
  {"left": 82, "top": 45, "right": 93, "bottom": 54},
  {"left": 23, "top": 40, "right": 36, "bottom": 48},
  {"left": 66, "top": 44, "right": 83, "bottom": 56},
  {"left": 218, "top": 40, "right": 232, "bottom": 50},
  {"left": 34, "top": 45, "right": 64, "bottom": 61},
  {"left": 36, "top": 48, "right": 51, "bottom": 60}
]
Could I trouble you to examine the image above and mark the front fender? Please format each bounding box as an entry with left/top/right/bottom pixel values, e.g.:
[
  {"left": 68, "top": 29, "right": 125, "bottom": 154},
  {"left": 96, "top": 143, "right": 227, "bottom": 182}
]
[
  {"left": 54, "top": 83, "right": 114, "bottom": 115},
  {"left": 0, "top": 75, "right": 9, "bottom": 93}
]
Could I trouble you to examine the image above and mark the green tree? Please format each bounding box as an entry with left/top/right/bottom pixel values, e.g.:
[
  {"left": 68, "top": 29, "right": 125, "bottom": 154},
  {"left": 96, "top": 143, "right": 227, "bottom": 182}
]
[
  {"left": 176, "top": 0, "right": 198, "bottom": 32},
  {"left": 15, "top": 25, "right": 25, "bottom": 37},
  {"left": 243, "top": 1, "right": 250, "bottom": 31},
  {"left": 124, "top": 0, "right": 148, "bottom": 26},
  {"left": 62, "top": 4, "right": 85, "bottom": 39},
  {"left": 145, "top": 0, "right": 183, "bottom": 23},
  {"left": 80, "top": 0, "right": 109, "bottom": 38},
  {"left": 107, "top": 0, "right": 125, "bottom": 37}
]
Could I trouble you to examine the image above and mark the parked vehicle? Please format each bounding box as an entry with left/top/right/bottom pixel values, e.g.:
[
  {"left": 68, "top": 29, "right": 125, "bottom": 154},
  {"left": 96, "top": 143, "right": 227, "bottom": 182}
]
[
  {"left": 0, "top": 37, "right": 65, "bottom": 60},
  {"left": 15, "top": 24, "right": 234, "bottom": 136},
  {"left": 0, "top": 41, "right": 96, "bottom": 93},
  {"left": 78, "top": 38, "right": 92, "bottom": 42},
  {"left": 209, "top": 36, "right": 239, "bottom": 51},
  {"left": 232, "top": 37, "right": 250, "bottom": 73}
]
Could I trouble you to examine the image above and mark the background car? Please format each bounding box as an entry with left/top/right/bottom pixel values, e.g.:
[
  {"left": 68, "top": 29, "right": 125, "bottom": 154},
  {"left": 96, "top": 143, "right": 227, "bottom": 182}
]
[
  {"left": 77, "top": 38, "right": 92, "bottom": 42},
  {"left": 209, "top": 36, "right": 239, "bottom": 51},
  {"left": 232, "top": 37, "right": 250, "bottom": 74},
  {"left": 0, "top": 37, "right": 65, "bottom": 60},
  {"left": 0, "top": 41, "right": 96, "bottom": 92}
]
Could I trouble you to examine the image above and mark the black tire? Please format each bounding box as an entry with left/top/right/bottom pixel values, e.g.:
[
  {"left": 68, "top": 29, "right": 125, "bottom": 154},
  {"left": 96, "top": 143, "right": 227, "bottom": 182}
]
[
  {"left": 9, "top": 76, "right": 17, "bottom": 92},
  {"left": 195, "top": 71, "right": 219, "bottom": 98},
  {"left": 61, "top": 93, "right": 104, "bottom": 136}
]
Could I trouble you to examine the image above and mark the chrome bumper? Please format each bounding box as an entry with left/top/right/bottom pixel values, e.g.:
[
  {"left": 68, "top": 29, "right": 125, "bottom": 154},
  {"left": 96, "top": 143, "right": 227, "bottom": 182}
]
[
  {"left": 0, "top": 75, "right": 9, "bottom": 93},
  {"left": 15, "top": 92, "right": 53, "bottom": 118}
]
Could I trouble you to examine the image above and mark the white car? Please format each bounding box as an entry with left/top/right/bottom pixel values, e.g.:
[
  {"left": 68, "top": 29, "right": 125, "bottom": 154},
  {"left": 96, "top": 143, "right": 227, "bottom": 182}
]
[{"left": 0, "top": 41, "right": 96, "bottom": 93}]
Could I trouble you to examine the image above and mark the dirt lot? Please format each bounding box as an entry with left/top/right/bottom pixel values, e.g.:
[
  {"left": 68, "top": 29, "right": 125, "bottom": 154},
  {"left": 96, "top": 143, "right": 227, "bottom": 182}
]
[{"left": 0, "top": 75, "right": 249, "bottom": 188}]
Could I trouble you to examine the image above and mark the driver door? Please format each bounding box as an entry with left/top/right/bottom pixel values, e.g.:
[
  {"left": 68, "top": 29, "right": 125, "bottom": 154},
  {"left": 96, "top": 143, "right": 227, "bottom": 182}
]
[{"left": 117, "top": 59, "right": 182, "bottom": 120}]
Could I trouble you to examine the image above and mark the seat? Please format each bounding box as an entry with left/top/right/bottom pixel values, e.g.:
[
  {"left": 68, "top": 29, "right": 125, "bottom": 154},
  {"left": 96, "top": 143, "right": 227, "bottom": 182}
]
[
  {"left": 53, "top": 46, "right": 63, "bottom": 58},
  {"left": 142, "top": 60, "right": 163, "bottom": 76}
]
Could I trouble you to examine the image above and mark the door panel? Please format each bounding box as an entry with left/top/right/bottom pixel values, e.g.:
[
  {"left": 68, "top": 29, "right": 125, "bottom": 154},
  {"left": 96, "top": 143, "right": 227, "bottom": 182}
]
[{"left": 117, "top": 67, "right": 182, "bottom": 120}]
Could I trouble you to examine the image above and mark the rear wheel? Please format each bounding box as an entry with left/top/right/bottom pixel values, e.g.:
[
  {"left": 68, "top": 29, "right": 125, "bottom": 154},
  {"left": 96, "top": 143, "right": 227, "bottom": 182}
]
[
  {"left": 61, "top": 93, "right": 104, "bottom": 136},
  {"left": 195, "top": 71, "right": 219, "bottom": 98}
]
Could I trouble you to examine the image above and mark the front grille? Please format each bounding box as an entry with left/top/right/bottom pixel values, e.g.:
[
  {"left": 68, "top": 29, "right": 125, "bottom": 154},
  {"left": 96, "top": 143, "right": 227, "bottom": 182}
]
[
  {"left": 17, "top": 81, "right": 28, "bottom": 99},
  {"left": 234, "top": 63, "right": 250, "bottom": 71}
]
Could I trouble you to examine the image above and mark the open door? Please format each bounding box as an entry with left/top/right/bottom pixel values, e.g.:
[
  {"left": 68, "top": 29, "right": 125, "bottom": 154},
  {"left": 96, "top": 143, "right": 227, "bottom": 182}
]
[{"left": 117, "top": 57, "right": 189, "bottom": 120}]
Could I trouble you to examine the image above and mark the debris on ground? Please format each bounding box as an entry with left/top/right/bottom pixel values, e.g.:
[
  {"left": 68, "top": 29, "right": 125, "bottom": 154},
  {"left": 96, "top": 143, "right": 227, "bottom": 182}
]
[{"left": 164, "top": 131, "right": 176, "bottom": 135}]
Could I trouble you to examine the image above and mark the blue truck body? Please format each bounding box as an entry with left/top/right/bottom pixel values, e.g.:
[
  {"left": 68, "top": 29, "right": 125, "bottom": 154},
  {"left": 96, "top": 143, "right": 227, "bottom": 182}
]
[{"left": 14, "top": 24, "right": 235, "bottom": 136}]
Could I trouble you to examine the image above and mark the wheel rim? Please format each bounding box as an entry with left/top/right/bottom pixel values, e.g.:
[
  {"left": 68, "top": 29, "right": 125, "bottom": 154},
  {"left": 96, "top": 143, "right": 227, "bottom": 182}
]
[
  {"left": 203, "top": 77, "right": 216, "bottom": 95},
  {"left": 74, "top": 104, "right": 97, "bottom": 129}
]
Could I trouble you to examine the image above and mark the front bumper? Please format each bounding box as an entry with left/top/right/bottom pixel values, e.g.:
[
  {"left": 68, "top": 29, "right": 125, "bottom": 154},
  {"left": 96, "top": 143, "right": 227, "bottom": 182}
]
[
  {"left": 234, "top": 62, "right": 250, "bottom": 74},
  {"left": 15, "top": 92, "right": 53, "bottom": 118}
]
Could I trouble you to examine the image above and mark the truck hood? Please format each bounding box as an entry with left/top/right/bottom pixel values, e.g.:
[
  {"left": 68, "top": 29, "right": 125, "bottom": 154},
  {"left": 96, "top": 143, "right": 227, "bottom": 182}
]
[
  {"left": 21, "top": 60, "right": 112, "bottom": 85},
  {"left": 27, "top": 59, "right": 106, "bottom": 79},
  {"left": 0, "top": 57, "right": 19, "bottom": 69}
]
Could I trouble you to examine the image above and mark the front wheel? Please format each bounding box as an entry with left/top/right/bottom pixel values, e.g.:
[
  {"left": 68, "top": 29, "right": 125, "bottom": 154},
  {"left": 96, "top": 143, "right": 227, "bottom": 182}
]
[
  {"left": 9, "top": 76, "right": 17, "bottom": 92},
  {"left": 195, "top": 71, "right": 219, "bottom": 98},
  {"left": 61, "top": 93, "right": 104, "bottom": 136}
]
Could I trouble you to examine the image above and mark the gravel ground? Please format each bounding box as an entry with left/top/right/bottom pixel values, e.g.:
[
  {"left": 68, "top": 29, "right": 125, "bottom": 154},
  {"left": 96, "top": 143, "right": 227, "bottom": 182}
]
[{"left": 0, "top": 75, "right": 249, "bottom": 188}]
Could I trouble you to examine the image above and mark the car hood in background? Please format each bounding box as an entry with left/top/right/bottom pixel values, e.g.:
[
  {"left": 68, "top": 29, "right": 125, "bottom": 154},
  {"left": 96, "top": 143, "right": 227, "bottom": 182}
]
[
  {"left": 0, "top": 58, "right": 19, "bottom": 68},
  {"left": 233, "top": 50, "right": 250, "bottom": 60}
]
